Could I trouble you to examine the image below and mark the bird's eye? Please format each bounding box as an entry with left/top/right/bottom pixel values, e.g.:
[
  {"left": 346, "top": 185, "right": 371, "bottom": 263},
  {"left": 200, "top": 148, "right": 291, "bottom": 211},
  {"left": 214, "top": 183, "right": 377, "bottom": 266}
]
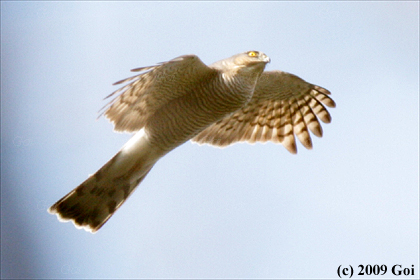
[{"left": 248, "top": 51, "right": 258, "bottom": 57}]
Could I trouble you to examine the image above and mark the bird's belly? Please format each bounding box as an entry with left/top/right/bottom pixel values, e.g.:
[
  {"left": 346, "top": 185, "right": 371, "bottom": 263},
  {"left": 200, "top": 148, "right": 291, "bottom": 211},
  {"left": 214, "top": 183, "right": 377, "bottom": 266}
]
[{"left": 145, "top": 88, "right": 251, "bottom": 151}]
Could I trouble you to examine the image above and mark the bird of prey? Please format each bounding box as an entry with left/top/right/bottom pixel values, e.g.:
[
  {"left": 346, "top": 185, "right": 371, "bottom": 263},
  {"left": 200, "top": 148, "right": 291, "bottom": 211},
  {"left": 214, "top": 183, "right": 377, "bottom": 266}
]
[{"left": 48, "top": 51, "right": 335, "bottom": 233}]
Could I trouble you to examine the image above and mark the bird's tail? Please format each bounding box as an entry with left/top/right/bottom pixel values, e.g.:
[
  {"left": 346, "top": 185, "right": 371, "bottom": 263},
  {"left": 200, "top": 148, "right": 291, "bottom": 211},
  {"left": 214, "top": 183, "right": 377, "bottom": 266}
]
[{"left": 48, "top": 130, "right": 164, "bottom": 233}]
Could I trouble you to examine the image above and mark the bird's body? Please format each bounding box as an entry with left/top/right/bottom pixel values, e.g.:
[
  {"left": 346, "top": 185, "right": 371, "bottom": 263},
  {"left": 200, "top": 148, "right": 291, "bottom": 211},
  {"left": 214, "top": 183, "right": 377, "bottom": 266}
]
[{"left": 48, "top": 51, "right": 335, "bottom": 233}]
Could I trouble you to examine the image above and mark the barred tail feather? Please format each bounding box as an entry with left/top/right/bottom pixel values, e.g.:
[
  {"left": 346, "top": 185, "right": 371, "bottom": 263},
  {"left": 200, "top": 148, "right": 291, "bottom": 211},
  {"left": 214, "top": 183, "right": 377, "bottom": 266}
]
[
  {"left": 48, "top": 166, "right": 153, "bottom": 233},
  {"left": 48, "top": 130, "right": 164, "bottom": 233}
]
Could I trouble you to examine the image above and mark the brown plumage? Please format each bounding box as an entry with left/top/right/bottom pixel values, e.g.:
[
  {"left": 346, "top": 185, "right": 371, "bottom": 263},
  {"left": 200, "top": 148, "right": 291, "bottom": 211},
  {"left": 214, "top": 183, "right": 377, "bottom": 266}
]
[
  {"left": 193, "top": 71, "right": 335, "bottom": 153},
  {"left": 48, "top": 51, "right": 335, "bottom": 233}
]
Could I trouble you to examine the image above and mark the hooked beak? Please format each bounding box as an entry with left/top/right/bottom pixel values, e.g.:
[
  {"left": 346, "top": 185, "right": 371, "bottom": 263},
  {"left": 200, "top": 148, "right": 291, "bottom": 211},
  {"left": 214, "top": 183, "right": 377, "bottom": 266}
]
[{"left": 261, "top": 52, "right": 271, "bottom": 63}]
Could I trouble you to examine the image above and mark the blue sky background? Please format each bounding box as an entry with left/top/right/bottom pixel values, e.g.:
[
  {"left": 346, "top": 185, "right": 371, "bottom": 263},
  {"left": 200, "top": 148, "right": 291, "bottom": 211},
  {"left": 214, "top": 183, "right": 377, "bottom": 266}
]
[{"left": 1, "top": 1, "right": 418, "bottom": 279}]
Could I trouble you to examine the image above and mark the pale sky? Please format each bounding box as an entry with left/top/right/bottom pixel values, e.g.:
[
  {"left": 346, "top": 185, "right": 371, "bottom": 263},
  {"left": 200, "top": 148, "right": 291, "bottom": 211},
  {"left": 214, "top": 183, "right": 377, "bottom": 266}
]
[{"left": 1, "top": 2, "right": 419, "bottom": 279}]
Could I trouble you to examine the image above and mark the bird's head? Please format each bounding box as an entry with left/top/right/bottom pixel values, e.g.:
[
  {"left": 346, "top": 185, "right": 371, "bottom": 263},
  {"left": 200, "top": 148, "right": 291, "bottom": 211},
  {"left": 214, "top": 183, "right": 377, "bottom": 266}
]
[
  {"left": 238, "top": 50, "right": 270, "bottom": 63},
  {"left": 211, "top": 51, "right": 270, "bottom": 72},
  {"left": 210, "top": 51, "right": 270, "bottom": 87},
  {"left": 231, "top": 50, "right": 271, "bottom": 74}
]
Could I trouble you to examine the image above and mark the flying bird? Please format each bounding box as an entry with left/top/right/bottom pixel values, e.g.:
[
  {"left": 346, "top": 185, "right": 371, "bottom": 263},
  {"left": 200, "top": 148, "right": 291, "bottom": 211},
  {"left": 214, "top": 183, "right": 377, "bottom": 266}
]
[{"left": 48, "top": 51, "right": 336, "bottom": 233}]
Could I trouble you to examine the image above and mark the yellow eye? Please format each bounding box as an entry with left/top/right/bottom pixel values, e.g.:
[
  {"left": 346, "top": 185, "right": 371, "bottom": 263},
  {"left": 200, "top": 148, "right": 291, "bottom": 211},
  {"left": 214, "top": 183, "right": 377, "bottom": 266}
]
[{"left": 248, "top": 51, "right": 258, "bottom": 57}]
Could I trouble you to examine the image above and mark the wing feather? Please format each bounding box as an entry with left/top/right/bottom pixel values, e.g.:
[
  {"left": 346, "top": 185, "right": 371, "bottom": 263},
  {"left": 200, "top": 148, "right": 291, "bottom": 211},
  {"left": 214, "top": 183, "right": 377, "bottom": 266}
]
[
  {"left": 99, "top": 55, "right": 214, "bottom": 132},
  {"left": 192, "top": 70, "right": 335, "bottom": 153}
]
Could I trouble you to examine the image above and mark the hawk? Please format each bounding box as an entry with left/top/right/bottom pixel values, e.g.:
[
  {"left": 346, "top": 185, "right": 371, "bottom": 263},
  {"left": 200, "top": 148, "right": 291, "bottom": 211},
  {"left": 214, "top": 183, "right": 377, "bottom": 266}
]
[{"left": 48, "top": 51, "right": 335, "bottom": 233}]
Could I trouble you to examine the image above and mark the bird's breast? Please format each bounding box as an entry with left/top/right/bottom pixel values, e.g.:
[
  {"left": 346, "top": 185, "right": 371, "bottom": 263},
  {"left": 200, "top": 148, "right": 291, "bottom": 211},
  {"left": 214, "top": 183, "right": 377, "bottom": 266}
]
[{"left": 144, "top": 73, "right": 256, "bottom": 151}]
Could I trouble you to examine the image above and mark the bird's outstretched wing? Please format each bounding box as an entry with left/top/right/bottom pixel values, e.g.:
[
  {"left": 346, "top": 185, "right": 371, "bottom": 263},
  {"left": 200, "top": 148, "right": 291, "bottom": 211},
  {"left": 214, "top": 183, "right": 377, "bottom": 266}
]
[
  {"left": 192, "top": 71, "right": 336, "bottom": 153},
  {"left": 100, "top": 55, "right": 214, "bottom": 132}
]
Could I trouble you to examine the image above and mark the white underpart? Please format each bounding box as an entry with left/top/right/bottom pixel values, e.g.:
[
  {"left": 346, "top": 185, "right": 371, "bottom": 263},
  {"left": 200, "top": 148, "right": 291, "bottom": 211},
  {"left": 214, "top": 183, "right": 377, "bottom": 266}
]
[
  {"left": 112, "top": 129, "right": 164, "bottom": 184},
  {"left": 121, "top": 128, "right": 147, "bottom": 153}
]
